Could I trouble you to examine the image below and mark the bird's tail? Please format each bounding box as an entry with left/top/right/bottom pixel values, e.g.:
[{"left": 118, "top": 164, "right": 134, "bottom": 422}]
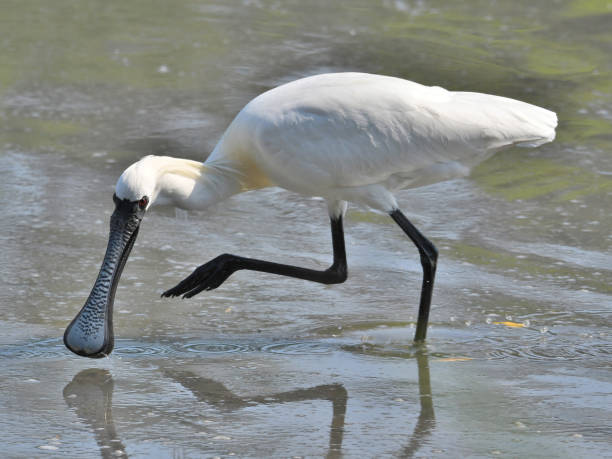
[
  {"left": 454, "top": 91, "right": 558, "bottom": 151},
  {"left": 509, "top": 101, "right": 558, "bottom": 148}
]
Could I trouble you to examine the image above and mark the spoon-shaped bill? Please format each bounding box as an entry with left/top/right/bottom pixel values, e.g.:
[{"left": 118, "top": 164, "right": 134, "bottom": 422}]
[{"left": 64, "top": 203, "right": 141, "bottom": 358}]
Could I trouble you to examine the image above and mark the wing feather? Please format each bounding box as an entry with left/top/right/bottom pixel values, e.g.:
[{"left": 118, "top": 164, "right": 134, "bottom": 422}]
[{"left": 224, "top": 73, "right": 557, "bottom": 192}]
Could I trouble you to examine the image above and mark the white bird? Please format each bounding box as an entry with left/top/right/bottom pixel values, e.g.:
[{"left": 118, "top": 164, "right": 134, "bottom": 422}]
[{"left": 64, "top": 72, "right": 557, "bottom": 358}]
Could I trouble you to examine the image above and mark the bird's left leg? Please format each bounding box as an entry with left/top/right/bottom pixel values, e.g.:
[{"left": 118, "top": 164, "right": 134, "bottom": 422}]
[
  {"left": 161, "top": 207, "right": 348, "bottom": 299},
  {"left": 389, "top": 208, "right": 438, "bottom": 343}
]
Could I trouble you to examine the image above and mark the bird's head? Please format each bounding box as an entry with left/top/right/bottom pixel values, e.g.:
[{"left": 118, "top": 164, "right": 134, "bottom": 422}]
[
  {"left": 64, "top": 155, "right": 216, "bottom": 357},
  {"left": 64, "top": 158, "right": 156, "bottom": 358}
]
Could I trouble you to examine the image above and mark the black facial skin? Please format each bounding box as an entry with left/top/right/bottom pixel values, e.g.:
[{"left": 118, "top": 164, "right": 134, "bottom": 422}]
[{"left": 113, "top": 193, "right": 148, "bottom": 227}]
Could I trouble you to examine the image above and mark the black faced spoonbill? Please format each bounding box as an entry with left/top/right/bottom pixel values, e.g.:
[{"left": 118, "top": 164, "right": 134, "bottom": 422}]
[{"left": 64, "top": 72, "right": 557, "bottom": 358}]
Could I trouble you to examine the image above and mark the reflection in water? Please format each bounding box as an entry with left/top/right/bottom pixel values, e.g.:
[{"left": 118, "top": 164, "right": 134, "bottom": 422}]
[
  {"left": 161, "top": 368, "right": 347, "bottom": 459},
  {"left": 401, "top": 350, "right": 436, "bottom": 457},
  {"left": 63, "top": 369, "right": 127, "bottom": 458},
  {"left": 63, "top": 352, "right": 434, "bottom": 457}
]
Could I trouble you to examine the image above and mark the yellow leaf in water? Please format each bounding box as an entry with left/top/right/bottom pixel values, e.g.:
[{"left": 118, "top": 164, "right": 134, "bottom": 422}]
[
  {"left": 225, "top": 307, "right": 232, "bottom": 313},
  {"left": 493, "top": 321, "right": 525, "bottom": 328},
  {"left": 436, "top": 357, "right": 473, "bottom": 362}
]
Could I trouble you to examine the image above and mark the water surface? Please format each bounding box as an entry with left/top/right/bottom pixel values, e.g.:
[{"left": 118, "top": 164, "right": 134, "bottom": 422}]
[{"left": 1, "top": 0, "right": 611, "bottom": 457}]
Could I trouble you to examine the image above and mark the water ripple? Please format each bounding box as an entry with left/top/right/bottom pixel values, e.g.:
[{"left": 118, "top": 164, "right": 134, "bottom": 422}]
[
  {"left": 181, "top": 342, "right": 251, "bottom": 354},
  {"left": 260, "top": 341, "right": 333, "bottom": 355},
  {"left": 3, "top": 333, "right": 609, "bottom": 363},
  {"left": 0, "top": 338, "right": 66, "bottom": 359},
  {"left": 481, "top": 337, "right": 611, "bottom": 361},
  {"left": 0, "top": 338, "right": 341, "bottom": 360},
  {"left": 113, "top": 341, "right": 174, "bottom": 357}
]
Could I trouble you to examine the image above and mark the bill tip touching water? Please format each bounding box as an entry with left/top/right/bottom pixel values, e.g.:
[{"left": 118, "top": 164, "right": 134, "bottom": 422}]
[{"left": 63, "top": 72, "right": 557, "bottom": 358}]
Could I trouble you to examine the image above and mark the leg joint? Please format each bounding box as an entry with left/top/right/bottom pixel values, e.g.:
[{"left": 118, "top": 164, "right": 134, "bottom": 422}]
[
  {"left": 420, "top": 242, "right": 438, "bottom": 271},
  {"left": 324, "top": 262, "right": 348, "bottom": 284}
]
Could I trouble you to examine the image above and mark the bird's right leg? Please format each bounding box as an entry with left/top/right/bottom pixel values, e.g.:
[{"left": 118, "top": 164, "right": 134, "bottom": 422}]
[
  {"left": 161, "top": 212, "right": 348, "bottom": 299},
  {"left": 389, "top": 209, "right": 438, "bottom": 342}
]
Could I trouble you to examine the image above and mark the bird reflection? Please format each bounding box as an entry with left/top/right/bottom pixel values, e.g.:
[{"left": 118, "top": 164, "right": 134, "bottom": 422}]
[
  {"left": 63, "top": 369, "right": 127, "bottom": 458},
  {"left": 401, "top": 350, "right": 436, "bottom": 457},
  {"left": 63, "top": 351, "right": 434, "bottom": 458},
  {"left": 161, "top": 368, "right": 347, "bottom": 458}
]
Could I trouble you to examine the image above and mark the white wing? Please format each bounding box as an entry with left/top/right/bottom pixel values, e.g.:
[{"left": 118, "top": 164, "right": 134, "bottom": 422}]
[{"left": 215, "top": 73, "right": 557, "bottom": 193}]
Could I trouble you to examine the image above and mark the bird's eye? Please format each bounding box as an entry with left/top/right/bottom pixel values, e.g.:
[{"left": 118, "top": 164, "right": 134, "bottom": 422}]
[{"left": 138, "top": 196, "right": 149, "bottom": 209}]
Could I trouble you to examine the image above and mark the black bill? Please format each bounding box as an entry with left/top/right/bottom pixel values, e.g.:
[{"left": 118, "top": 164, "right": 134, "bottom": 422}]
[{"left": 64, "top": 196, "right": 144, "bottom": 358}]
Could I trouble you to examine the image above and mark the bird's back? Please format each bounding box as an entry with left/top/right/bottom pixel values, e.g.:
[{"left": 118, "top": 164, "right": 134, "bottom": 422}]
[{"left": 211, "top": 73, "right": 557, "bottom": 195}]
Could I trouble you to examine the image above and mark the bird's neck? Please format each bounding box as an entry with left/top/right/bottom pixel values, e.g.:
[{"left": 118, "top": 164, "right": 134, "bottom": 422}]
[{"left": 154, "top": 157, "right": 243, "bottom": 211}]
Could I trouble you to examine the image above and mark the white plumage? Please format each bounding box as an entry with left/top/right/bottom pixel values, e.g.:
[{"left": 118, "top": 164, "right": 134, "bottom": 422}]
[
  {"left": 66, "top": 72, "right": 558, "bottom": 358},
  {"left": 117, "top": 72, "right": 557, "bottom": 215},
  {"left": 231, "top": 73, "right": 555, "bottom": 193}
]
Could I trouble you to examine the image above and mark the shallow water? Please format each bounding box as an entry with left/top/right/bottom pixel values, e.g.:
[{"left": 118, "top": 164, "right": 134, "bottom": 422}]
[{"left": 1, "top": 0, "right": 611, "bottom": 457}]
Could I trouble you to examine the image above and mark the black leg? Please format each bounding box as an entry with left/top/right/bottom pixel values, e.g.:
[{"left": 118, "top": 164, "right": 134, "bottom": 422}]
[
  {"left": 162, "top": 215, "right": 347, "bottom": 299},
  {"left": 389, "top": 209, "right": 438, "bottom": 342}
]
